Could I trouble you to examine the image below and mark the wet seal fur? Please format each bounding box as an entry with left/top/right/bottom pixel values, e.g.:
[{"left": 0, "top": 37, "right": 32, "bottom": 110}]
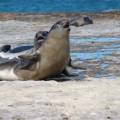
[{"left": 0, "top": 20, "right": 70, "bottom": 80}]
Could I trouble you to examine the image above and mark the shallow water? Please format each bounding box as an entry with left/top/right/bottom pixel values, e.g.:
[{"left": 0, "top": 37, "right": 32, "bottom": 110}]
[
  {"left": 70, "top": 37, "right": 120, "bottom": 59},
  {"left": 69, "top": 37, "right": 120, "bottom": 79},
  {"left": 71, "top": 51, "right": 112, "bottom": 60},
  {"left": 70, "top": 37, "right": 120, "bottom": 43}
]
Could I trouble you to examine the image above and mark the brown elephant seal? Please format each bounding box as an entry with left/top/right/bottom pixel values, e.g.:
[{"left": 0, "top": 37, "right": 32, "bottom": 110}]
[{"left": 0, "top": 19, "right": 70, "bottom": 80}]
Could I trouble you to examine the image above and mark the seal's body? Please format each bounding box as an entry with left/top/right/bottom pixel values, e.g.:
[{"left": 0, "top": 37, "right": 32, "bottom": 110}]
[
  {"left": 0, "top": 16, "right": 93, "bottom": 80},
  {"left": 0, "top": 20, "right": 70, "bottom": 80}
]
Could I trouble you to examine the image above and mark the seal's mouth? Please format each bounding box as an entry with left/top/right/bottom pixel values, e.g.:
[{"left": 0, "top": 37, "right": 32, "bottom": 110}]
[{"left": 37, "top": 40, "right": 44, "bottom": 47}]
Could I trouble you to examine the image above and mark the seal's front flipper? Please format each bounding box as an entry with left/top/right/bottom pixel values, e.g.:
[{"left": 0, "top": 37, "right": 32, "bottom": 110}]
[
  {"left": 62, "top": 68, "right": 71, "bottom": 76},
  {"left": 17, "top": 53, "right": 40, "bottom": 69},
  {"left": 63, "top": 66, "right": 78, "bottom": 77}
]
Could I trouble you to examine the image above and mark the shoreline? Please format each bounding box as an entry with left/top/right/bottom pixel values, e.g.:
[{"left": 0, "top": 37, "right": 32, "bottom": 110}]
[
  {"left": 0, "top": 12, "right": 120, "bottom": 43},
  {"left": 0, "top": 12, "right": 120, "bottom": 21}
]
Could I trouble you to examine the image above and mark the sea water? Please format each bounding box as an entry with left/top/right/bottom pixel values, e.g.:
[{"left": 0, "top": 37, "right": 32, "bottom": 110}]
[{"left": 0, "top": 0, "right": 120, "bottom": 13}]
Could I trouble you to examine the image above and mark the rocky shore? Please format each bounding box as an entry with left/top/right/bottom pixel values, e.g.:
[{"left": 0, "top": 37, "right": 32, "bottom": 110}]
[{"left": 0, "top": 12, "right": 120, "bottom": 120}]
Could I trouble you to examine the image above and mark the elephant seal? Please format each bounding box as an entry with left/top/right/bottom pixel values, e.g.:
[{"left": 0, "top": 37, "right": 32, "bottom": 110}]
[
  {"left": 0, "top": 16, "right": 93, "bottom": 77},
  {"left": 69, "top": 16, "right": 93, "bottom": 27},
  {"left": 0, "top": 19, "right": 70, "bottom": 80},
  {"left": 0, "top": 31, "right": 48, "bottom": 59},
  {"left": 9, "top": 31, "right": 48, "bottom": 53}
]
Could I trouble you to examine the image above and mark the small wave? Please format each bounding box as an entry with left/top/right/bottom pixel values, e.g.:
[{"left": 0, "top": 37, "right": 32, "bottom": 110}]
[{"left": 103, "top": 9, "right": 120, "bottom": 12}]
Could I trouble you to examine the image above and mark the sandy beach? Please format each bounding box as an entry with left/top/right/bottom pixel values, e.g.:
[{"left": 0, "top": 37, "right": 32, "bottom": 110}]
[
  {"left": 0, "top": 12, "right": 120, "bottom": 120},
  {"left": 0, "top": 79, "right": 120, "bottom": 120}
]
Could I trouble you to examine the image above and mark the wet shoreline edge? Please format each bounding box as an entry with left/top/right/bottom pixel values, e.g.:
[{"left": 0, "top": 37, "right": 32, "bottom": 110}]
[{"left": 0, "top": 12, "right": 120, "bottom": 21}]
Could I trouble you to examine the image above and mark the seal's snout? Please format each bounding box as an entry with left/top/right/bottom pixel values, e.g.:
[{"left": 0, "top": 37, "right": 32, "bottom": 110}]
[
  {"left": 63, "top": 21, "right": 69, "bottom": 28},
  {"left": 83, "top": 16, "right": 93, "bottom": 24}
]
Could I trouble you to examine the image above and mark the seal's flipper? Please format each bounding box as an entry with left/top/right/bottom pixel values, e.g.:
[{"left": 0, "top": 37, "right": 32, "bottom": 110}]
[
  {"left": 18, "top": 53, "right": 40, "bottom": 69},
  {"left": 10, "top": 45, "right": 33, "bottom": 53},
  {"left": 0, "top": 45, "right": 11, "bottom": 52}
]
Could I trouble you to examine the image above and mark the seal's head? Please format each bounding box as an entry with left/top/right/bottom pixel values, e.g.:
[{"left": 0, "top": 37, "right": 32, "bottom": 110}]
[
  {"left": 49, "top": 19, "right": 70, "bottom": 39},
  {"left": 35, "top": 31, "right": 48, "bottom": 41},
  {"left": 34, "top": 31, "right": 48, "bottom": 49},
  {"left": 83, "top": 16, "right": 93, "bottom": 25},
  {"left": 69, "top": 16, "right": 93, "bottom": 27}
]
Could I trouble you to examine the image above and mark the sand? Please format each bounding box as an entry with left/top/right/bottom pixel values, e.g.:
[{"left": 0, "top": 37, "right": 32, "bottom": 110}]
[
  {"left": 0, "top": 13, "right": 120, "bottom": 120},
  {"left": 0, "top": 79, "right": 119, "bottom": 120}
]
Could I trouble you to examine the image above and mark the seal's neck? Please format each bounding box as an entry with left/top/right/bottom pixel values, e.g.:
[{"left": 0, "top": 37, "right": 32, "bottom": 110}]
[{"left": 48, "top": 30, "right": 69, "bottom": 43}]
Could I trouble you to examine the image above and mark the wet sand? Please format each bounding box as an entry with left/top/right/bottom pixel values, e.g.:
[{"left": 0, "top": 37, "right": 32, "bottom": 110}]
[
  {"left": 0, "top": 12, "right": 120, "bottom": 45},
  {"left": 0, "top": 12, "right": 120, "bottom": 120}
]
